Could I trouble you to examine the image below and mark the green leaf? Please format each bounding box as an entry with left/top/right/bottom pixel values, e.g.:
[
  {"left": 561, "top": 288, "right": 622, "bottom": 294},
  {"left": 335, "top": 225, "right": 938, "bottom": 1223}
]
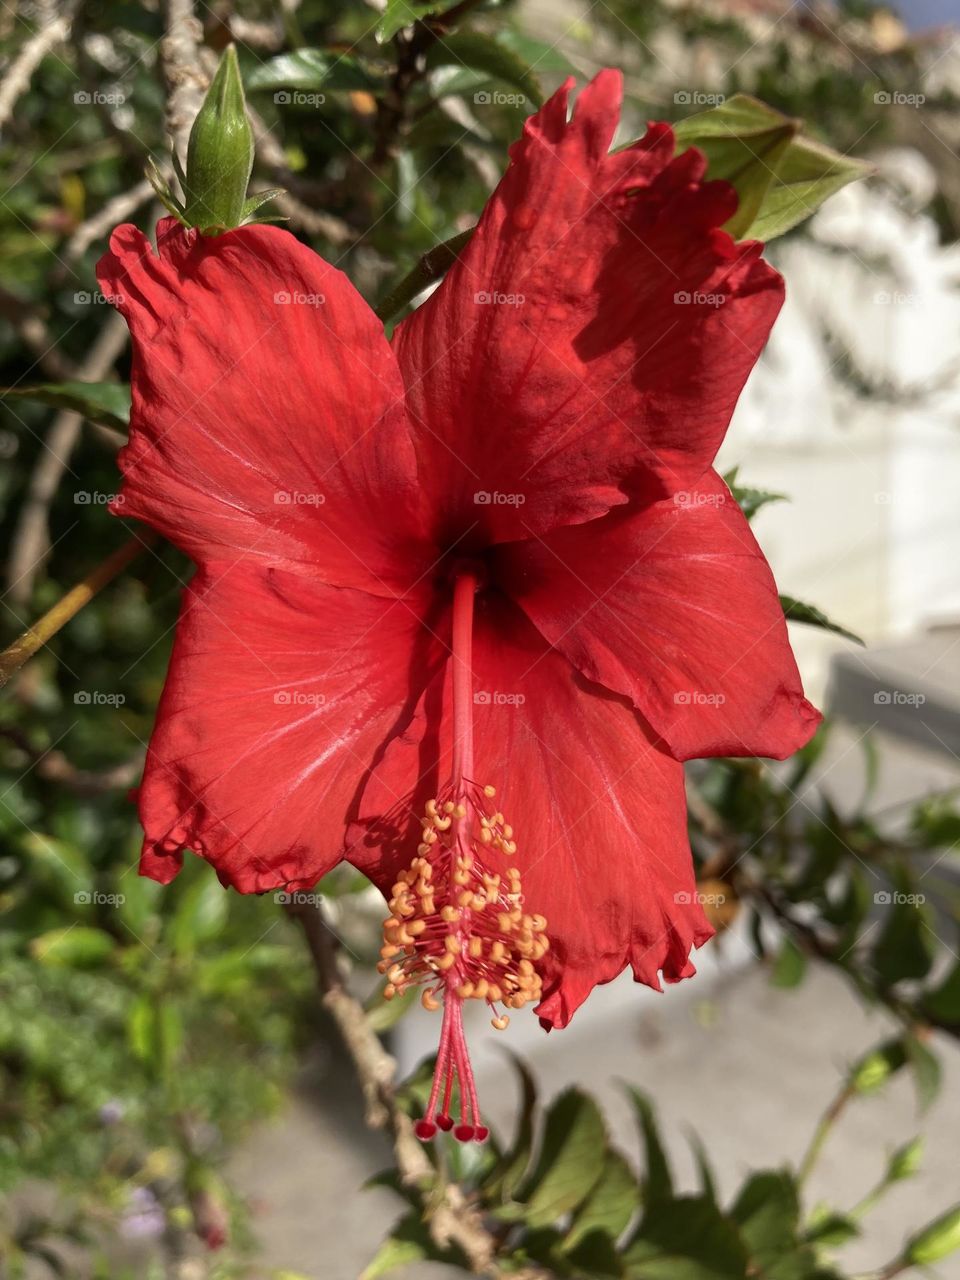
[
  {"left": 127, "top": 994, "right": 183, "bottom": 1075},
  {"left": 723, "top": 467, "right": 786, "bottom": 523},
  {"left": 30, "top": 926, "right": 115, "bottom": 967},
  {"left": 673, "top": 93, "right": 871, "bottom": 242},
  {"left": 731, "top": 1171, "right": 799, "bottom": 1269},
  {"left": 771, "top": 937, "right": 807, "bottom": 989},
  {"left": 167, "top": 876, "right": 228, "bottom": 956},
  {"left": 627, "top": 1088, "right": 673, "bottom": 1212},
  {"left": 497, "top": 30, "right": 579, "bottom": 76},
  {"left": 779, "top": 596, "right": 863, "bottom": 645},
  {"left": 19, "top": 832, "right": 90, "bottom": 906},
  {"left": 626, "top": 1195, "right": 750, "bottom": 1279},
  {"left": 563, "top": 1150, "right": 639, "bottom": 1251},
  {"left": 803, "top": 1212, "right": 859, "bottom": 1247},
  {"left": 377, "top": 0, "right": 444, "bottom": 44},
  {"left": 484, "top": 1051, "right": 538, "bottom": 1201},
  {"left": 923, "top": 952, "right": 960, "bottom": 1025},
  {"left": 246, "top": 49, "right": 379, "bottom": 93},
  {"left": 904, "top": 1034, "right": 941, "bottom": 1111},
  {"left": 365, "top": 980, "right": 418, "bottom": 1032},
  {"left": 425, "top": 31, "right": 544, "bottom": 107},
  {"left": 870, "top": 880, "right": 934, "bottom": 988},
  {"left": 361, "top": 1212, "right": 436, "bottom": 1279},
  {"left": 1, "top": 381, "right": 130, "bottom": 430},
  {"left": 516, "top": 1088, "right": 607, "bottom": 1227}
]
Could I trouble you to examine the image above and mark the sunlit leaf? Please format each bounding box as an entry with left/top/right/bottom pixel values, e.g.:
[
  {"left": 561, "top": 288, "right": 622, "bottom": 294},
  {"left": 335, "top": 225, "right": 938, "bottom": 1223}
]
[{"left": 1, "top": 381, "right": 130, "bottom": 430}]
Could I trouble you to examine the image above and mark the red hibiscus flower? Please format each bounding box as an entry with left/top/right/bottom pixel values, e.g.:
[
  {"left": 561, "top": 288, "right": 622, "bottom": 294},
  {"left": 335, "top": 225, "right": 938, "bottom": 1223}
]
[{"left": 97, "top": 69, "right": 819, "bottom": 1142}]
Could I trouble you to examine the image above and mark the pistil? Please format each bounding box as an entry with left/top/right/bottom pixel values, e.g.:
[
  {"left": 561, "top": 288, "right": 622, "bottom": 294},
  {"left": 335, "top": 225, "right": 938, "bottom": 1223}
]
[{"left": 378, "top": 569, "right": 548, "bottom": 1142}]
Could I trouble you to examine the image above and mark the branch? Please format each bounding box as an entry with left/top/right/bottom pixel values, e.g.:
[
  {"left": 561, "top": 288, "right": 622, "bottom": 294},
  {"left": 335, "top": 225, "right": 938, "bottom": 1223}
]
[
  {"left": 375, "top": 228, "right": 474, "bottom": 322},
  {"left": 0, "top": 289, "right": 75, "bottom": 381},
  {"left": 63, "top": 176, "right": 159, "bottom": 263},
  {"left": 287, "top": 901, "right": 500, "bottom": 1275},
  {"left": 0, "top": 532, "right": 157, "bottom": 690},
  {"left": 0, "top": 0, "right": 81, "bottom": 131},
  {"left": 5, "top": 312, "right": 129, "bottom": 605},
  {"left": 160, "top": 0, "right": 207, "bottom": 163},
  {"left": 247, "top": 105, "right": 355, "bottom": 246}
]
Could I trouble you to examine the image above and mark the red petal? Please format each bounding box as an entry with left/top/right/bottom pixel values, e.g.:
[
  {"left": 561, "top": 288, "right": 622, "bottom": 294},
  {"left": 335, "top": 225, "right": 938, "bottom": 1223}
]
[
  {"left": 97, "top": 220, "right": 427, "bottom": 596},
  {"left": 392, "top": 70, "right": 783, "bottom": 545},
  {"left": 352, "top": 595, "right": 712, "bottom": 1029},
  {"left": 497, "top": 470, "right": 821, "bottom": 761},
  {"left": 137, "top": 566, "right": 440, "bottom": 892}
]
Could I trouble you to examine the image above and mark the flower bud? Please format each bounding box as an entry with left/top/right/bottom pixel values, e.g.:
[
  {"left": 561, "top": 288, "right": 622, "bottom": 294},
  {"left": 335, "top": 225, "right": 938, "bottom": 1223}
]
[
  {"left": 183, "top": 45, "right": 254, "bottom": 233},
  {"left": 906, "top": 1205, "right": 960, "bottom": 1265},
  {"left": 887, "top": 1136, "right": 923, "bottom": 1182}
]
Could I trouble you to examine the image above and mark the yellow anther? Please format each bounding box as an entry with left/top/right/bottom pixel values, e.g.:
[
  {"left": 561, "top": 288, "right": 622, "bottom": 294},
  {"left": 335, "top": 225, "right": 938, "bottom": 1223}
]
[
  {"left": 384, "top": 983, "right": 397, "bottom": 1000},
  {"left": 433, "top": 815, "right": 452, "bottom": 831},
  {"left": 469, "top": 936, "right": 483, "bottom": 959},
  {"left": 443, "top": 801, "right": 455, "bottom": 814},
  {"left": 444, "top": 935, "right": 461, "bottom": 955},
  {"left": 456, "top": 981, "right": 475, "bottom": 999},
  {"left": 502, "top": 825, "right": 513, "bottom": 839},
  {"left": 483, "top": 784, "right": 496, "bottom": 798},
  {"left": 441, "top": 905, "right": 459, "bottom": 923},
  {"left": 474, "top": 978, "right": 489, "bottom": 999},
  {"left": 437, "top": 952, "right": 457, "bottom": 971},
  {"left": 488, "top": 983, "right": 502, "bottom": 1002},
  {"left": 422, "top": 989, "right": 440, "bottom": 1012},
  {"left": 407, "top": 920, "right": 426, "bottom": 936},
  {"left": 491, "top": 1014, "right": 510, "bottom": 1030},
  {"left": 455, "top": 803, "right": 467, "bottom": 819},
  {"left": 480, "top": 827, "right": 493, "bottom": 844},
  {"left": 425, "top": 799, "right": 438, "bottom": 817}
]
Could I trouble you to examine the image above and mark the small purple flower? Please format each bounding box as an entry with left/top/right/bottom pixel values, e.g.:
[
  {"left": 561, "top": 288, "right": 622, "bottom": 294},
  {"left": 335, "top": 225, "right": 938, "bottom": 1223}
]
[{"left": 120, "top": 1186, "right": 165, "bottom": 1240}]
